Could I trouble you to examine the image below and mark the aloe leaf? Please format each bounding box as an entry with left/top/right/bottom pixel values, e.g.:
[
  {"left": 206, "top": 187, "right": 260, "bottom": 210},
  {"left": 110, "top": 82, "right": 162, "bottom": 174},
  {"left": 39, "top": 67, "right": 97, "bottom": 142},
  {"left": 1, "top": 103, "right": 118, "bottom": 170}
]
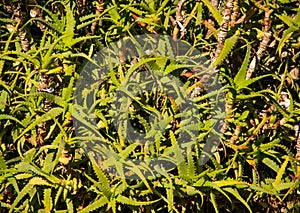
[
  {"left": 32, "top": 5, "right": 64, "bottom": 32},
  {"left": 9, "top": 183, "right": 34, "bottom": 213},
  {"left": 274, "top": 157, "right": 289, "bottom": 186},
  {"left": 223, "top": 187, "right": 252, "bottom": 213},
  {"left": 212, "top": 34, "right": 239, "bottom": 67},
  {"left": 16, "top": 107, "right": 64, "bottom": 141},
  {"left": 116, "top": 195, "right": 160, "bottom": 206},
  {"left": 210, "top": 192, "right": 219, "bottom": 213},
  {"left": 0, "top": 114, "right": 24, "bottom": 127},
  {"left": 202, "top": 0, "right": 223, "bottom": 25},
  {"left": 78, "top": 196, "right": 109, "bottom": 213},
  {"left": 234, "top": 45, "right": 251, "bottom": 84},
  {"left": 237, "top": 74, "right": 274, "bottom": 90},
  {"left": 43, "top": 188, "right": 52, "bottom": 213},
  {"left": 262, "top": 158, "right": 280, "bottom": 173},
  {"left": 277, "top": 26, "right": 298, "bottom": 55}
]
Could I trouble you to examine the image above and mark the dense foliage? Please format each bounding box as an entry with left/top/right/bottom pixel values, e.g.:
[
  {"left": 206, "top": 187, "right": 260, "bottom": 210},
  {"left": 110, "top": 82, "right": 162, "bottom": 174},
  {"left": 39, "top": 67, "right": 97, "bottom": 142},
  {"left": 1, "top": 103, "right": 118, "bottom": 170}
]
[{"left": 0, "top": 0, "right": 300, "bottom": 212}]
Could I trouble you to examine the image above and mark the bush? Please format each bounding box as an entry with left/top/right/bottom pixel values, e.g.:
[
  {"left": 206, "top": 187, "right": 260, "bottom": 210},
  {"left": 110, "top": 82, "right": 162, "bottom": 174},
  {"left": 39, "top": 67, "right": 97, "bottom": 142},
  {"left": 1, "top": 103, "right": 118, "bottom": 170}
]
[{"left": 0, "top": 0, "right": 299, "bottom": 212}]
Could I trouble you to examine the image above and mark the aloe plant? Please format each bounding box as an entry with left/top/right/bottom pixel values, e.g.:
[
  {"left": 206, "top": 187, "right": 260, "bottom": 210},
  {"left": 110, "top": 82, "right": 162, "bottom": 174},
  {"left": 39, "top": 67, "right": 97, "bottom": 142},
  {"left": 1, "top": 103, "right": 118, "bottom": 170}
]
[{"left": 0, "top": 0, "right": 299, "bottom": 212}]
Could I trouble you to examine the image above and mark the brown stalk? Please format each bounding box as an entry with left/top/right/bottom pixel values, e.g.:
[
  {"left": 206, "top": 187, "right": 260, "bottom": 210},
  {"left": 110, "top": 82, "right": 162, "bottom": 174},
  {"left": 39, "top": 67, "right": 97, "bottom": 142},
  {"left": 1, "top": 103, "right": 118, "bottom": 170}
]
[
  {"left": 230, "top": 124, "right": 241, "bottom": 144},
  {"left": 176, "top": 0, "right": 186, "bottom": 22},
  {"left": 246, "top": 6, "right": 272, "bottom": 80},
  {"left": 37, "top": 74, "right": 54, "bottom": 145},
  {"left": 210, "top": 0, "right": 234, "bottom": 136},
  {"left": 230, "top": 0, "right": 239, "bottom": 26},
  {"left": 205, "top": 0, "right": 219, "bottom": 39},
  {"left": 36, "top": 122, "right": 46, "bottom": 146},
  {"left": 211, "top": 0, "right": 219, "bottom": 8},
  {"left": 91, "top": 0, "right": 105, "bottom": 35},
  {"left": 76, "top": 0, "right": 87, "bottom": 15},
  {"left": 10, "top": 1, "right": 30, "bottom": 51},
  {"left": 234, "top": 6, "right": 257, "bottom": 25},
  {"left": 212, "top": 0, "right": 234, "bottom": 64},
  {"left": 27, "top": 0, "right": 46, "bottom": 32},
  {"left": 173, "top": 0, "right": 186, "bottom": 40}
]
